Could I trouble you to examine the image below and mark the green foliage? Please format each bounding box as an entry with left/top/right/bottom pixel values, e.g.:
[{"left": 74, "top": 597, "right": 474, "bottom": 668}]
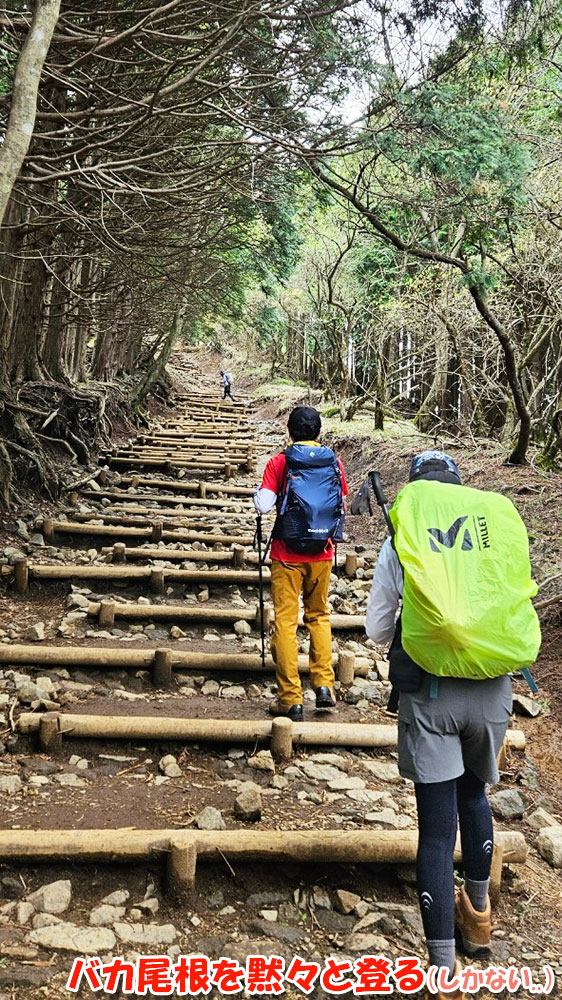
[{"left": 375, "top": 81, "right": 532, "bottom": 211}]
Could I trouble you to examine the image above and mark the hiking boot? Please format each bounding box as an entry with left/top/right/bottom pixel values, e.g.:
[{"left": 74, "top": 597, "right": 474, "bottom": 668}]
[
  {"left": 315, "top": 686, "right": 336, "bottom": 710},
  {"left": 455, "top": 886, "right": 491, "bottom": 956},
  {"left": 425, "top": 960, "right": 464, "bottom": 1000},
  {"left": 268, "top": 698, "right": 303, "bottom": 722}
]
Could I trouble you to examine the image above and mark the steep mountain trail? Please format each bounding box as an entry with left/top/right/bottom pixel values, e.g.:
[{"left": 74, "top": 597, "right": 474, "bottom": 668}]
[{"left": 0, "top": 350, "right": 558, "bottom": 997}]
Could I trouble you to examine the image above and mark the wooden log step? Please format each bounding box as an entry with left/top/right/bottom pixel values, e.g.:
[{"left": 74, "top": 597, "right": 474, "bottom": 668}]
[
  {"left": 69, "top": 507, "right": 255, "bottom": 525},
  {"left": 141, "top": 441, "right": 257, "bottom": 453},
  {"left": 141, "top": 432, "right": 257, "bottom": 442},
  {"left": 17, "top": 711, "right": 526, "bottom": 755},
  {"left": 107, "top": 457, "right": 248, "bottom": 471},
  {"left": 86, "top": 601, "right": 365, "bottom": 630},
  {"left": 41, "top": 519, "right": 253, "bottom": 546},
  {"left": 81, "top": 490, "right": 250, "bottom": 509},
  {"left": 98, "top": 545, "right": 362, "bottom": 572},
  {"left": 3, "top": 563, "right": 270, "bottom": 588},
  {"left": 107, "top": 446, "right": 252, "bottom": 460},
  {"left": 65, "top": 511, "right": 256, "bottom": 530},
  {"left": 108, "top": 452, "right": 242, "bottom": 466},
  {"left": 115, "top": 478, "right": 253, "bottom": 497},
  {"left": 87, "top": 601, "right": 268, "bottom": 626},
  {"left": 100, "top": 545, "right": 245, "bottom": 563},
  {"left": 0, "top": 644, "right": 367, "bottom": 678},
  {"left": 0, "top": 828, "right": 527, "bottom": 867}
]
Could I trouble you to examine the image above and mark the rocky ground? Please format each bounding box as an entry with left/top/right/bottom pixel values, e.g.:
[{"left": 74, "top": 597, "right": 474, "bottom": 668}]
[{"left": 0, "top": 354, "right": 560, "bottom": 998}]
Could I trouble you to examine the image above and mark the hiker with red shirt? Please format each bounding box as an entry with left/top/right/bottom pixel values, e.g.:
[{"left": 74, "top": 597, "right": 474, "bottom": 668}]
[{"left": 254, "top": 406, "right": 348, "bottom": 720}]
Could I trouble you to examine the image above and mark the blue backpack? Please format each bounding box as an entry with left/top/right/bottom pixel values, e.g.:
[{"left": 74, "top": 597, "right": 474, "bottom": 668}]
[{"left": 273, "top": 444, "right": 345, "bottom": 554}]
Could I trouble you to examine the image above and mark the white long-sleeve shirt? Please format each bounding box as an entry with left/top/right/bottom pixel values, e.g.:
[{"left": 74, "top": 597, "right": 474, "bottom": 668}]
[
  {"left": 254, "top": 486, "right": 277, "bottom": 514},
  {"left": 365, "top": 537, "right": 404, "bottom": 644}
]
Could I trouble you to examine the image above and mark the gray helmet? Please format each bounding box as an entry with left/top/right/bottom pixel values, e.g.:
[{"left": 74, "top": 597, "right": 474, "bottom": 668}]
[{"left": 409, "top": 450, "right": 461, "bottom": 485}]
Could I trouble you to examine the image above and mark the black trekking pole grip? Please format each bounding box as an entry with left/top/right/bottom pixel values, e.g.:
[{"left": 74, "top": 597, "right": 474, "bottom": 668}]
[{"left": 369, "top": 471, "right": 395, "bottom": 538}]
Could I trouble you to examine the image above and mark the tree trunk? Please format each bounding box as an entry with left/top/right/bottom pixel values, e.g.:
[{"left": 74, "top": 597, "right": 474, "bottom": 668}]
[
  {"left": 468, "top": 285, "right": 532, "bottom": 464},
  {"left": 415, "top": 320, "right": 449, "bottom": 432},
  {"left": 0, "top": 0, "right": 62, "bottom": 227}
]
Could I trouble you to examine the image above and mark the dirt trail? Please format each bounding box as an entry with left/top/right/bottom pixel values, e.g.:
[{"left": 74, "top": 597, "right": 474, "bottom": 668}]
[{"left": 0, "top": 351, "right": 559, "bottom": 998}]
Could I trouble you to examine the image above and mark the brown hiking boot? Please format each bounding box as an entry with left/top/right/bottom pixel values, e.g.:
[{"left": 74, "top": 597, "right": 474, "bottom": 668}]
[
  {"left": 268, "top": 697, "right": 303, "bottom": 721},
  {"left": 425, "top": 960, "right": 465, "bottom": 1000},
  {"left": 455, "top": 885, "right": 491, "bottom": 956}
]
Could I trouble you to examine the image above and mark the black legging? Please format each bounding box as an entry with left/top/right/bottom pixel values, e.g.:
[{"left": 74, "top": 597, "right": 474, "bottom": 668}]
[{"left": 415, "top": 769, "right": 493, "bottom": 940}]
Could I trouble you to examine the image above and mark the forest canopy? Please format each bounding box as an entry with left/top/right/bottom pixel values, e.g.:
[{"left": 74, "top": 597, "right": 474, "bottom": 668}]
[{"left": 1, "top": 0, "right": 562, "bottom": 499}]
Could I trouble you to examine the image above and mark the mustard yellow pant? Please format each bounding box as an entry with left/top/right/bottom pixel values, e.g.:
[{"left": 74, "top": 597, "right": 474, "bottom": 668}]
[{"left": 270, "top": 559, "right": 335, "bottom": 706}]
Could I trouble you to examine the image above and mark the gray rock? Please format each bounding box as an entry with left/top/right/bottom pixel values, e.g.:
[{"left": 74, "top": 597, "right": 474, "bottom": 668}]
[
  {"left": 309, "top": 752, "right": 350, "bottom": 769},
  {"left": 201, "top": 680, "right": 220, "bottom": 695},
  {"left": 537, "top": 825, "right": 562, "bottom": 868},
  {"left": 315, "top": 909, "right": 355, "bottom": 933},
  {"left": 362, "top": 761, "right": 402, "bottom": 782},
  {"left": 114, "top": 922, "right": 177, "bottom": 946},
  {"left": 234, "top": 784, "right": 262, "bottom": 822},
  {"left": 234, "top": 620, "right": 252, "bottom": 636},
  {"left": 373, "top": 902, "right": 424, "bottom": 935},
  {"left": 301, "top": 762, "right": 344, "bottom": 782},
  {"left": 512, "top": 694, "right": 542, "bottom": 717},
  {"left": 136, "top": 898, "right": 160, "bottom": 916},
  {"left": 89, "top": 903, "right": 126, "bottom": 926},
  {"left": 353, "top": 911, "right": 383, "bottom": 933},
  {"left": 29, "top": 922, "right": 115, "bottom": 953},
  {"left": 27, "top": 880, "right": 72, "bottom": 915},
  {"left": 32, "top": 913, "right": 62, "bottom": 930},
  {"left": 36, "top": 676, "right": 57, "bottom": 697},
  {"left": 0, "top": 965, "right": 57, "bottom": 988},
  {"left": 53, "top": 773, "right": 87, "bottom": 788},
  {"left": 489, "top": 788, "right": 527, "bottom": 821},
  {"left": 328, "top": 776, "right": 365, "bottom": 791},
  {"left": 517, "top": 767, "right": 538, "bottom": 790},
  {"left": 345, "top": 932, "right": 389, "bottom": 952},
  {"left": 221, "top": 685, "right": 246, "bottom": 699},
  {"left": 16, "top": 680, "right": 41, "bottom": 703},
  {"left": 248, "top": 750, "right": 275, "bottom": 773},
  {"left": 0, "top": 775, "right": 22, "bottom": 795},
  {"left": 24, "top": 623, "right": 45, "bottom": 642},
  {"left": 101, "top": 889, "right": 130, "bottom": 906},
  {"left": 526, "top": 807, "right": 560, "bottom": 831},
  {"left": 335, "top": 890, "right": 362, "bottom": 914},
  {"left": 312, "top": 886, "right": 331, "bottom": 909},
  {"left": 195, "top": 806, "right": 226, "bottom": 831},
  {"left": 16, "top": 901, "right": 35, "bottom": 925},
  {"left": 364, "top": 807, "right": 413, "bottom": 829},
  {"left": 244, "top": 919, "right": 305, "bottom": 944},
  {"left": 4, "top": 546, "right": 26, "bottom": 563},
  {"left": 159, "top": 755, "right": 181, "bottom": 778}
]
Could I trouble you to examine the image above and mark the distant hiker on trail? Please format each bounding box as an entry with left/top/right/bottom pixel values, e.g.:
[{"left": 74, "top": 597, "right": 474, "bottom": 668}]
[
  {"left": 253, "top": 406, "right": 348, "bottom": 721},
  {"left": 220, "top": 370, "right": 234, "bottom": 401},
  {"left": 365, "top": 450, "right": 541, "bottom": 996}
]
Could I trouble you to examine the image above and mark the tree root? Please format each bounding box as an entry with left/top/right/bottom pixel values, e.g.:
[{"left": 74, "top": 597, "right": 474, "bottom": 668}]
[{"left": 0, "top": 379, "right": 132, "bottom": 504}]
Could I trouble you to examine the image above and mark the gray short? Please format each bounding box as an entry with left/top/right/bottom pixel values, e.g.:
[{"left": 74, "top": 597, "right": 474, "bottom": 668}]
[{"left": 398, "top": 673, "right": 512, "bottom": 785}]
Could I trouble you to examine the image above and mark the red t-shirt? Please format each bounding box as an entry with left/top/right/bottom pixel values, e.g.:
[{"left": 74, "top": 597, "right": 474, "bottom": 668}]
[{"left": 261, "top": 446, "right": 348, "bottom": 563}]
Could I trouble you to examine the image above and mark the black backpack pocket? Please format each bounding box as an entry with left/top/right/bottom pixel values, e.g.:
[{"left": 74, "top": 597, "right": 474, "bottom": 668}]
[{"left": 388, "top": 615, "right": 423, "bottom": 693}]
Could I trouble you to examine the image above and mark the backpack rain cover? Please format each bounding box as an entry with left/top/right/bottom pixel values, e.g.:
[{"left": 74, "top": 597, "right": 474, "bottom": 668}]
[{"left": 390, "top": 479, "right": 541, "bottom": 679}]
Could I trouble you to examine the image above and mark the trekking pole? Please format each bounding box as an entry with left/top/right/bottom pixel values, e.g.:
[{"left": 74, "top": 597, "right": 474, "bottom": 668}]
[
  {"left": 369, "top": 471, "right": 395, "bottom": 539},
  {"left": 255, "top": 513, "right": 267, "bottom": 671},
  {"left": 369, "top": 471, "right": 400, "bottom": 714}
]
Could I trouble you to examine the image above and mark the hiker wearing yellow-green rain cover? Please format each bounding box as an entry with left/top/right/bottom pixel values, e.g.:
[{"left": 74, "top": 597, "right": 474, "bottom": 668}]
[{"left": 366, "top": 451, "right": 541, "bottom": 997}]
